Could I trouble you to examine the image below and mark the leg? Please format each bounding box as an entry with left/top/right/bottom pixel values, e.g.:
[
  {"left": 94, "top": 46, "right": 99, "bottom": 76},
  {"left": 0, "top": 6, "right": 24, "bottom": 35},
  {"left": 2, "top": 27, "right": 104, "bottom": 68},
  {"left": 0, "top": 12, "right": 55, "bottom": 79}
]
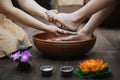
[
  {"left": 2, "top": 15, "right": 32, "bottom": 47},
  {"left": 60, "top": 2, "right": 117, "bottom": 41},
  {"left": 46, "top": 0, "right": 116, "bottom": 31},
  {"left": 0, "top": 26, "right": 18, "bottom": 58}
]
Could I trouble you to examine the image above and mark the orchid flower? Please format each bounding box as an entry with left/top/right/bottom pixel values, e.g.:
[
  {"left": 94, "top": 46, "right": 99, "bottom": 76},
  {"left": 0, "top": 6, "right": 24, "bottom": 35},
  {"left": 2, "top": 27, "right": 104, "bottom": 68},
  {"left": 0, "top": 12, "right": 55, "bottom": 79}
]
[
  {"left": 10, "top": 51, "right": 21, "bottom": 61},
  {"left": 20, "top": 50, "right": 32, "bottom": 62},
  {"left": 10, "top": 44, "right": 32, "bottom": 63}
]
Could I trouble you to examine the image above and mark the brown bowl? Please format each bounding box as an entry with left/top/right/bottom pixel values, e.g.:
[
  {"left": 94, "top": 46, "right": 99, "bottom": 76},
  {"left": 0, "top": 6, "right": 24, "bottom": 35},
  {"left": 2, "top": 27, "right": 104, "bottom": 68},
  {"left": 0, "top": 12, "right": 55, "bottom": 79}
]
[{"left": 33, "top": 33, "right": 96, "bottom": 58}]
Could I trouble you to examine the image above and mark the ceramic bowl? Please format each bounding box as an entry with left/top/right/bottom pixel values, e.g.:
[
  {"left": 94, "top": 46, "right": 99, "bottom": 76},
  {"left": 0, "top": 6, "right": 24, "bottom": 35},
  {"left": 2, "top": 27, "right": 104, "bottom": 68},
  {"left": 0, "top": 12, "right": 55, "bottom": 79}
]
[
  {"left": 40, "top": 65, "right": 54, "bottom": 76},
  {"left": 60, "top": 66, "right": 73, "bottom": 77},
  {"left": 33, "top": 33, "right": 96, "bottom": 58}
]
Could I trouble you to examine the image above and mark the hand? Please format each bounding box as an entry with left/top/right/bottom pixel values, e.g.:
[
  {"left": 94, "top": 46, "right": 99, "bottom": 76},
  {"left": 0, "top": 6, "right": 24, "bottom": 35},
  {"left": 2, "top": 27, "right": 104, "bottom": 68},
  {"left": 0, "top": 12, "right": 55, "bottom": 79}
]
[
  {"left": 44, "top": 10, "right": 58, "bottom": 21},
  {"left": 45, "top": 10, "right": 58, "bottom": 23},
  {"left": 45, "top": 25, "right": 67, "bottom": 36}
]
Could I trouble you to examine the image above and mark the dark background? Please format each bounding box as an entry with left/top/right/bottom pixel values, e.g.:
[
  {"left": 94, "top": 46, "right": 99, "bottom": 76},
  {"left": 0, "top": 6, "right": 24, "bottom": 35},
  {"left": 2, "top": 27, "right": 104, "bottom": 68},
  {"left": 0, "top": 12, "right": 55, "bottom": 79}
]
[{"left": 12, "top": 0, "right": 52, "bottom": 10}]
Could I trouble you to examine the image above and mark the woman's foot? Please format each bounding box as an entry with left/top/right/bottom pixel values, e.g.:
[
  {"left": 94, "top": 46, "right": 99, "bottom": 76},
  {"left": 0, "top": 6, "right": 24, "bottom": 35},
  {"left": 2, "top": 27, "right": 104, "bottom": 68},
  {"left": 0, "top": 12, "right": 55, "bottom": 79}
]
[
  {"left": 46, "top": 12, "right": 83, "bottom": 31},
  {"left": 55, "top": 31, "right": 92, "bottom": 41}
]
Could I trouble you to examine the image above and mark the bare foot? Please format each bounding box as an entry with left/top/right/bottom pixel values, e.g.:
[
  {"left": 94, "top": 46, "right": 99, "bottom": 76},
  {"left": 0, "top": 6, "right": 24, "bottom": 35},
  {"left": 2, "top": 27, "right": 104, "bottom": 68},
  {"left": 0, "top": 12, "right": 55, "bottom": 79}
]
[
  {"left": 55, "top": 31, "right": 92, "bottom": 41},
  {"left": 46, "top": 12, "right": 83, "bottom": 31}
]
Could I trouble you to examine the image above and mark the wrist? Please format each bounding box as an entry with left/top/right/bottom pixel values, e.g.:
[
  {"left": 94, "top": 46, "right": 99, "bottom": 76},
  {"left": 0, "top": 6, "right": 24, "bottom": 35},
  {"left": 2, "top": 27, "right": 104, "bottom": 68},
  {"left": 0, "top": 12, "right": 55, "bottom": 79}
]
[{"left": 40, "top": 10, "right": 49, "bottom": 20}]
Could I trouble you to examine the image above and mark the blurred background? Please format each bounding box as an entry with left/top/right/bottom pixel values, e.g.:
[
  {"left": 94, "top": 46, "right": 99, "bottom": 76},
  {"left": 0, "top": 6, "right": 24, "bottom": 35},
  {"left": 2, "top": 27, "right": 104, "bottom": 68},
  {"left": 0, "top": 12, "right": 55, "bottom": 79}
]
[{"left": 12, "top": 0, "right": 120, "bottom": 27}]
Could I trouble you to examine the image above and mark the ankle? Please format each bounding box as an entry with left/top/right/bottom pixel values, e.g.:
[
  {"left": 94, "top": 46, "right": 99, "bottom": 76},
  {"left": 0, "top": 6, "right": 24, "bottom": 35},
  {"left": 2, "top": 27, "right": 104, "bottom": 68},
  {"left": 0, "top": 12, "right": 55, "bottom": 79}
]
[
  {"left": 71, "top": 11, "right": 87, "bottom": 23},
  {"left": 78, "top": 30, "right": 93, "bottom": 36}
]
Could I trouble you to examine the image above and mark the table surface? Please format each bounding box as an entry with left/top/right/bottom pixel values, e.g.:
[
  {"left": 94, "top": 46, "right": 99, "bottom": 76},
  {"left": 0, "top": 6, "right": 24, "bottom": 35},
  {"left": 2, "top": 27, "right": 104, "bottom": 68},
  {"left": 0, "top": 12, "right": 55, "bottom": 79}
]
[{"left": 0, "top": 21, "right": 120, "bottom": 80}]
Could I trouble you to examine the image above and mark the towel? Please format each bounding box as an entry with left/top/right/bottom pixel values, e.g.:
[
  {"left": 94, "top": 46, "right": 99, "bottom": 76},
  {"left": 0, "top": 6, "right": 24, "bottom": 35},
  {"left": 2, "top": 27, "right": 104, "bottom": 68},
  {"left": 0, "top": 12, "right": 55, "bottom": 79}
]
[{"left": 0, "top": 13, "right": 32, "bottom": 58}]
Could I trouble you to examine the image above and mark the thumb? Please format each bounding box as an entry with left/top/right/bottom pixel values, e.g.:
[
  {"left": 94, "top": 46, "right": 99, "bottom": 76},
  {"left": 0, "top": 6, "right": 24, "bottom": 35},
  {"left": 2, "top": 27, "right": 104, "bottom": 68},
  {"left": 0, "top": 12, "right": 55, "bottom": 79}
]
[{"left": 57, "top": 29, "right": 67, "bottom": 34}]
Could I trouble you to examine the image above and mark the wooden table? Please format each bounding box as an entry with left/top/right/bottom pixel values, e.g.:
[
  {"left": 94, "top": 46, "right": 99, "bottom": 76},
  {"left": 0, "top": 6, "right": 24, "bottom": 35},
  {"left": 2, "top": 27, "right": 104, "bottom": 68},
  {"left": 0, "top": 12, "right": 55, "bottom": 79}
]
[{"left": 0, "top": 21, "right": 120, "bottom": 80}]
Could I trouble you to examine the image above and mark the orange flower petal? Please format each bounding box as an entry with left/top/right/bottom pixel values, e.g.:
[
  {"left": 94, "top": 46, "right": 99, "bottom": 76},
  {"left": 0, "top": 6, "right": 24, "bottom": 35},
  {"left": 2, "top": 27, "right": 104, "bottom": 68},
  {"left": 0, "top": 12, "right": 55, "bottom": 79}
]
[{"left": 100, "top": 63, "right": 108, "bottom": 71}]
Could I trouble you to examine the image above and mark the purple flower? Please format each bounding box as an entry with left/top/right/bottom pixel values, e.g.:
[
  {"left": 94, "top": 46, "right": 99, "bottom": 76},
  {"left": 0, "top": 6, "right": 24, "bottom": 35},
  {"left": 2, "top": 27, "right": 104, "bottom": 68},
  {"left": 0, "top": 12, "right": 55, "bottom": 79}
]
[
  {"left": 20, "top": 55, "right": 29, "bottom": 62},
  {"left": 10, "top": 49, "right": 32, "bottom": 63},
  {"left": 10, "top": 51, "right": 21, "bottom": 61},
  {"left": 20, "top": 50, "right": 32, "bottom": 62},
  {"left": 21, "top": 50, "right": 32, "bottom": 57}
]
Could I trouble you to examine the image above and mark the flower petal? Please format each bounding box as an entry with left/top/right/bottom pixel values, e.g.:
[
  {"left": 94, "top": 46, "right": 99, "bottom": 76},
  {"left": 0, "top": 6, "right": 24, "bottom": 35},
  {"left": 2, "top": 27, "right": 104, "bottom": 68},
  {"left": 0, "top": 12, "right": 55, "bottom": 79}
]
[
  {"left": 10, "top": 51, "right": 20, "bottom": 60},
  {"left": 20, "top": 55, "right": 29, "bottom": 62}
]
